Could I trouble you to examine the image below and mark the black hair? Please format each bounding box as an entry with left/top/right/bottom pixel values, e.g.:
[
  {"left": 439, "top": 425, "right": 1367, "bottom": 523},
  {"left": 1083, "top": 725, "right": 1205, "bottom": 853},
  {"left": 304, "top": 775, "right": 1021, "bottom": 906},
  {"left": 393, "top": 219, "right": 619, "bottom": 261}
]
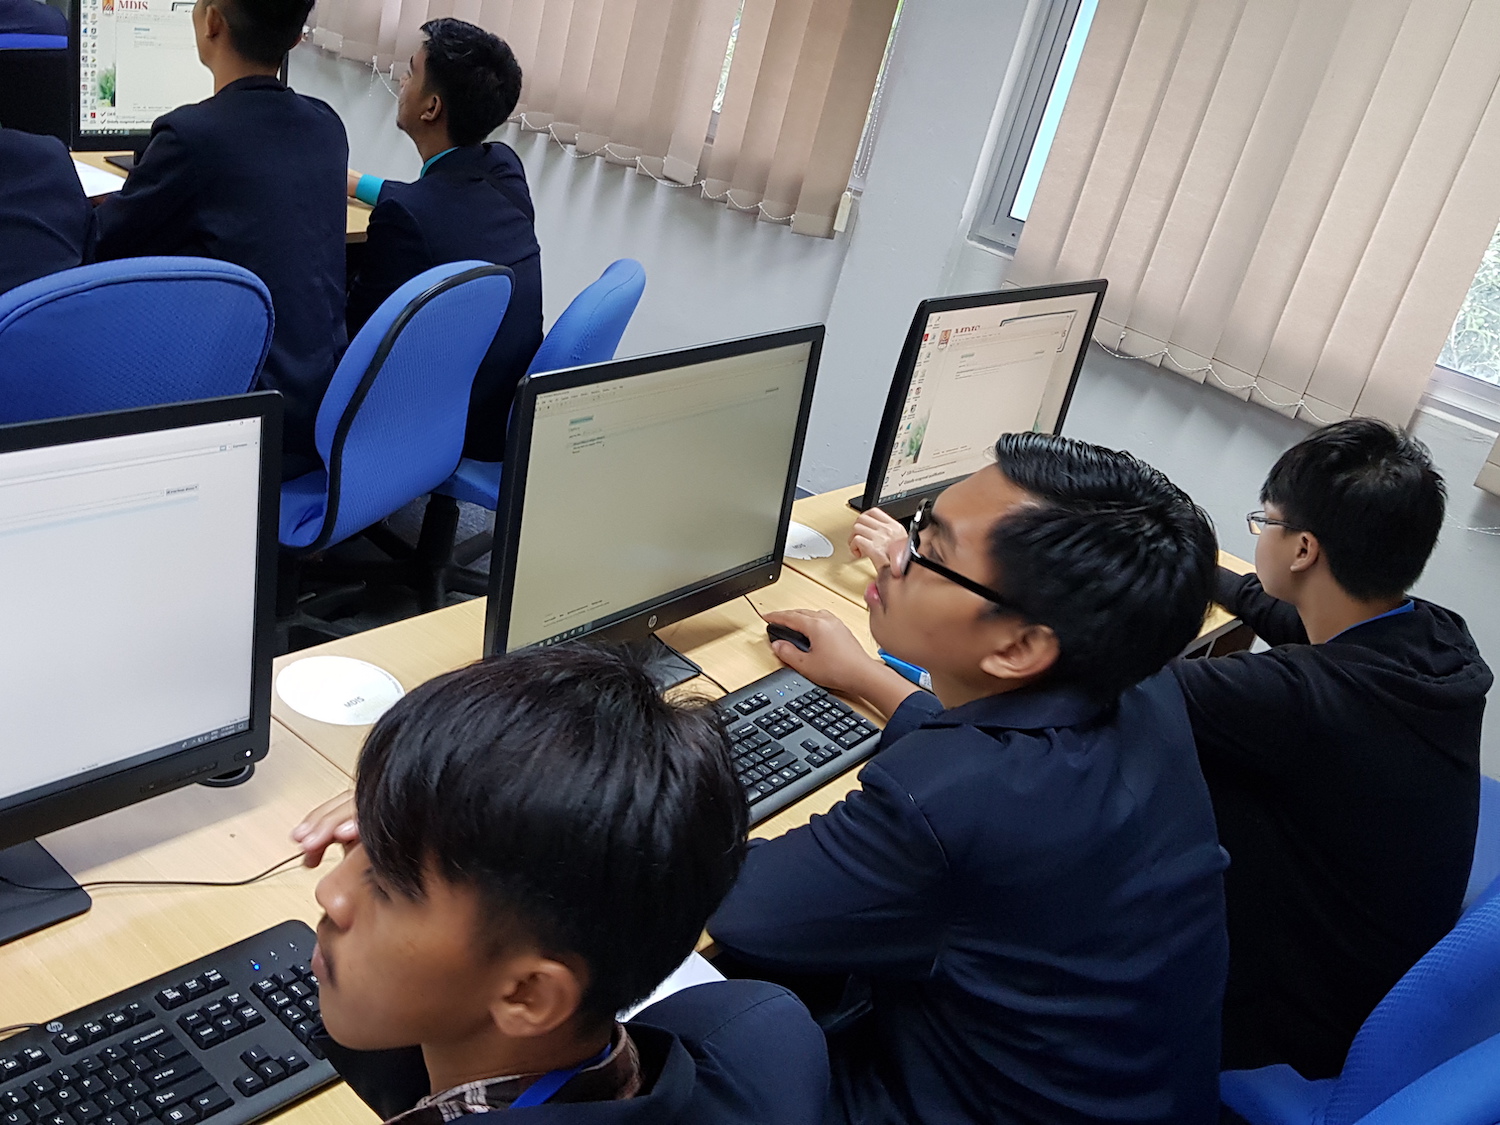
[
  {"left": 1261, "top": 418, "right": 1444, "bottom": 599},
  {"left": 355, "top": 643, "right": 747, "bottom": 1024},
  {"left": 210, "top": 0, "right": 312, "bottom": 68},
  {"left": 986, "top": 432, "right": 1218, "bottom": 700},
  {"left": 419, "top": 18, "right": 523, "bottom": 146}
]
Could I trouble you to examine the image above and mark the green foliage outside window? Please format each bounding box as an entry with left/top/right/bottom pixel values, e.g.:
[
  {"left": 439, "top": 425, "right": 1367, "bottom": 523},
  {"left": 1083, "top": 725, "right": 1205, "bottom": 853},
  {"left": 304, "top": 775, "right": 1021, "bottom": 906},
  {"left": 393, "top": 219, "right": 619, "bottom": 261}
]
[{"left": 1440, "top": 223, "right": 1500, "bottom": 386}]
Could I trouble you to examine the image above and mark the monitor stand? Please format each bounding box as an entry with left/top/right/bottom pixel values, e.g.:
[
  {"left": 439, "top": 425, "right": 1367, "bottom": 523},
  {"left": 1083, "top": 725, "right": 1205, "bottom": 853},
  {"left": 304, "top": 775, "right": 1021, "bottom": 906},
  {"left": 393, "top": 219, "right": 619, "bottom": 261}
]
[
  {"left": 0, "top": 840, "right": 91, "bottom": 946},
  {"left": 635, "top": 635, "right": 703, "bottom": 692}
]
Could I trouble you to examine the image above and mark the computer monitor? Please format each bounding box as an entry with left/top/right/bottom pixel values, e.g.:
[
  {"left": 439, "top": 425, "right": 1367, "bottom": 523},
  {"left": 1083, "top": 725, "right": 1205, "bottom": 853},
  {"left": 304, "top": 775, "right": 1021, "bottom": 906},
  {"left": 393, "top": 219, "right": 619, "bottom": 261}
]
[
  {"left": 852, "top": 279, "right": 1107, "bottom": 521},
  {"left": 0, "top": 393, "right": 281, "bottom": 945},
  {"left": 71, "top": 0, "right": 214, "bottom": 164},
  {"left": 484, "top": 326, "right": 823, "bottom": 687}
]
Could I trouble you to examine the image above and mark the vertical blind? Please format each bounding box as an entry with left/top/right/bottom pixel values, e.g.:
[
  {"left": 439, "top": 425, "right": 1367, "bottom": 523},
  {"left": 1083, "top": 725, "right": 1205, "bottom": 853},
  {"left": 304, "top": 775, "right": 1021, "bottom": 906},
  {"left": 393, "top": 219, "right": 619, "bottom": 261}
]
[
  {"left": 1008, "top": 0, "right": 1500, "bottom": 427},
  {"left": 310, "top": 0, "right": 899, "bottom": 237}
]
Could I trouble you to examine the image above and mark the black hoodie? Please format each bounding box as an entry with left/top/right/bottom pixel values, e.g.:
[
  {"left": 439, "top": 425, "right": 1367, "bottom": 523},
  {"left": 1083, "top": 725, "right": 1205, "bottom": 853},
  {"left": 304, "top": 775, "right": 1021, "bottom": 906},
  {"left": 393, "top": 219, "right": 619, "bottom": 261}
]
[{"left": 1173, "top": 568, "right": 1492, "bottom": 1080}]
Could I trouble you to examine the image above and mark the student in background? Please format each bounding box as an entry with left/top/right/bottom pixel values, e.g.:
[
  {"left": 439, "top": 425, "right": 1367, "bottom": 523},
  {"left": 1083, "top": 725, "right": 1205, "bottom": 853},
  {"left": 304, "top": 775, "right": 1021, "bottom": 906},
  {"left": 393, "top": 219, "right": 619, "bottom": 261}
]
[
  {"left": 346, "top": 18, "right": 542, "bottom": 462},
  {"left": 292, "top": 646, "right": 830, "bottom": 1125},
  {"left": 709, "top": 433, "right": 1230, "bottom": 1125},
  {"left": 0, "top": 0, "right": 65, "bottom": 36},
  {"left": 1172, "top": 419, "right": 1491, "bottom": 1079},
  {"left": 94, "top": 0, "right": 347, "bottom": 479},
  {"left": 0, "top": 127, "right": 94, "bottom": 294}
]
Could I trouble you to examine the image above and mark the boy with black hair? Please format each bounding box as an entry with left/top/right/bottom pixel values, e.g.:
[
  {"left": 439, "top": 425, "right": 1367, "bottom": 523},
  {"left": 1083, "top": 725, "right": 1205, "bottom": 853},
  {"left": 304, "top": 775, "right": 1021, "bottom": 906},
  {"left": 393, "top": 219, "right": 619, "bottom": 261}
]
[
  {"left": 95, "top": 0, "right": 347, "bottom": 478},
  {"left": 1172, "top": 418, "right": 1491, "bottom": 1079},
  {"left": 294, "top": 645, "right": 830, "bottom": 1124},
  {"left": 346, "top": 18, "right": 542, "bottom": 461},
  {"left": 709, "top": 433, "right": 1231, "bottom": 1125}
]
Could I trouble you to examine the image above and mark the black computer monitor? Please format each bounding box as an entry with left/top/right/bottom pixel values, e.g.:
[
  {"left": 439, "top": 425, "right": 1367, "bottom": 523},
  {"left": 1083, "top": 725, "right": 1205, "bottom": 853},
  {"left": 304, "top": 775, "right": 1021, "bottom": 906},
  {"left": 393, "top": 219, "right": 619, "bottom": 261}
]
[
  {"left": 71, "top": 0, "right": 215, "bottom": 166},
  {"left": 852, "top": 279, "right": 1107, "bottom": 521},
  {"left": 0, "top": 393, "right": 281, "bottom": 944},
  {"left": 484, "top": 326, "right": 823, "bottom": 688}
]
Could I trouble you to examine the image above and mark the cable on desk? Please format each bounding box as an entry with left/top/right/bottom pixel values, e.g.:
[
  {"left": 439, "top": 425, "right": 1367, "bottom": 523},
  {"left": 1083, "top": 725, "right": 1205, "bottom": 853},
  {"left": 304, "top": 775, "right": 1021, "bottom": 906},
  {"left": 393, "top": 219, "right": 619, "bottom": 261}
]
[
  {"left": 0, "top": 853, "right": 304, "bottom": 895},
  {"left": 743, "top": 595, "right": 769, "bottom": 623},
  {"left": 0, "top": 1023, "right": 43, "bottom": 1041},
  {"left": 696, "top": 667, "right": 732, "bottom": 696}
]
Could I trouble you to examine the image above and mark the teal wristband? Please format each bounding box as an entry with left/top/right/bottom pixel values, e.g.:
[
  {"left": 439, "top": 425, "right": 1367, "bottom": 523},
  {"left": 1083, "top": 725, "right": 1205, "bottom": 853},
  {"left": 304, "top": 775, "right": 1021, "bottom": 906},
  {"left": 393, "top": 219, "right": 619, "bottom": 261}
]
[{"left": 354, "top": 173, "right": 384, "bottom": 206}]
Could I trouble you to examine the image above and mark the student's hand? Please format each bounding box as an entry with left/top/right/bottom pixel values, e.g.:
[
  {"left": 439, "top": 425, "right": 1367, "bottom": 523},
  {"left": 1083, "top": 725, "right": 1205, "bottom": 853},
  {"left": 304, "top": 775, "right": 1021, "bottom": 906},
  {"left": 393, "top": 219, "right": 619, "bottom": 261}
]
[
  {"left": 764, "top": 608, "right": 882, "bottom": 695},
  {"left": 293, "top": 792, "right": 358, "bottom": 867},
  {"left": 850, "top": 507, "right": 905, "bottom": 565},
  {"left": 346, "top": 169, "right": 361, "bottom": 199}
]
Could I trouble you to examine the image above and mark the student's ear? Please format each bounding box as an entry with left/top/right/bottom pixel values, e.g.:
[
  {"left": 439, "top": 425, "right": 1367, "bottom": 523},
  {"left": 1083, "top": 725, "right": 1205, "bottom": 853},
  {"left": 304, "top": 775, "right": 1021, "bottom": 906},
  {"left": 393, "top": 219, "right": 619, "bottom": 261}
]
[
  {"left": 1288, "top": 530, "right": 1321, "bottom": 574},
  {"left": 487, "top": 954, "right": 587, "bottom": 1040},
  {"left": 977, "top": 620, "right": 1060, "bottom": 684},
  {"left": 420, "top": 91, "right": 444, "bottom": 126},
  {"left": 200, "top": 0, "right": 228, "bottom": 42}
]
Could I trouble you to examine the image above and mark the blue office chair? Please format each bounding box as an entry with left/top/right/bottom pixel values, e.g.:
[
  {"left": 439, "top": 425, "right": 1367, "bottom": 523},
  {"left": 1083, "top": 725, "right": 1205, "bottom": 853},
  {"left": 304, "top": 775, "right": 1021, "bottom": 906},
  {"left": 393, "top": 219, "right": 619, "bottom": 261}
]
[
  {"left": 1463, "top": 774, "right": 1500, "bottom": 914},
  {"left": 0, "top": 258, "right": 273, "bottom": 423},
  {"left": 1219, "top": 881, "right": 1500, "bottom": 1125},
  {"left": 277, "top": 261, "right": 512, "bottom": 645}
]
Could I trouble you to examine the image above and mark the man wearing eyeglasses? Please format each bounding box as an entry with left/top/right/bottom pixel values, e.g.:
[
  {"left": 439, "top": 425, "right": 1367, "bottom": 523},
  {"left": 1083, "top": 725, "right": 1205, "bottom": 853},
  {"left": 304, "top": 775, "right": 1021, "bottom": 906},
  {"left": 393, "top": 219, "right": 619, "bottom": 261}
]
[
  {"left": 1171, "top": 418, "right": 1490, "bottom": 1082},
  {"left": 708, "top": 433, "right": 1231, "bottom": 1125}
]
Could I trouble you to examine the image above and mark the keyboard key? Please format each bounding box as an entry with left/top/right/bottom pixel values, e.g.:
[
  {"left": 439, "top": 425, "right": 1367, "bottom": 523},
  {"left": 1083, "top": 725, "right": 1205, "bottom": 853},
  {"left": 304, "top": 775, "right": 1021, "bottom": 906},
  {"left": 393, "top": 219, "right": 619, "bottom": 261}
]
[
  {"left": 142, "top": 1072, "right": 214, "bottom": 1114},
  {"left": 186, "top": 1090, "right": 229, "bottom": 1122},
  {"left": 25, "top": 1080, "right": 55, "bottom": 1099},
  {"left": 76, "top": 1080, "right": 106, "bottom": 1099},
  {"left": 234, "top": 1007, "right": 264, "bottom": 1029},
  {"left": 264, "top": 992, "right": 289, "bottom": 1011},
  {"left": 186, "top": 1030, "right": 218, "bottom": 1052},
  {"left": 270, "top": 972, "right": 298, "bottom": 989},
  {"left": 102, "top": 1067, "right": 130, "bottom": 1088},
  {"left": 0, "top": 1057, "right": 22, "bottom": 1081},
  {"left": 119, "top": 1083, "right": 147, "bottom": 1103},
  {"left": 31, "top": 1097, "right": 58, "bottom": 1117},
  {"left": 237, "top": 1049, "right": 267, "bottom": 1069},
  {"left": 277, "top": 1005, "right": 305, "bottom": 1026},
  {"left": 52, "top": 1089, "right": 81, "bottom": 1109},
  {"left": 35, "top": 1112, "right": 69, "bottom": 1125},
  {"left": 69, "top": 1102, "right": 103, "bottom": 1124},
  {"left": 252, "top": 1061, "right": 284, "bottom": 1086},
  {"left": 0, "top": 1092, "right": 26, "bottom": 1111},
  {"left": 99, "top": 1051, "right": 127, "bottom": 1067},
  {"left": 199, "top": 1003, "right": 227, "bottom": 1022},
  {"left": 278, "top": 1054, "right": 306, "bottom": 1076},
  {"left": 230, "top": 1076, "right": 262, "bottom": 1099},
  {"left": 118, "top": 1104, "right": 152, "bottom": 1125},
  {"left": 95, "top": 1093, "right": 126, "bottom": 1112},
  {"left": 151, "top": 991, "right": 185, "bottom": 1013},
  {"left": 121, "top": 1032, "right": 166, "bottom": 1058},
  {"left": 177, "top": 982, "right": 205, "bottom": 1004},
  {"left": 50, "top": 1036, "right": 84, "bottom": 1057},
  {"left": 1, "top": 1110, "right": 25, "bottom": 1125},
  {"left": 53, "top": 1068, "right": 80, "bottom": 1086},
  {"left": 77, "top": 1027, "right": 105, "bottom": 1049},
  {"left": 199, "top": 971, "right": 226, "bottom": 992},
  {"left": 72, "top": 1062, "right": 102, "bottom": 1080},
  {"left": 146, "top": 1045, "right": 185, "bottom": 1069},
  {"left": 101, "top": 1113, "right": 127, "bottom": 1125},
  {"left": 292, "top": 1022, "right": 316, "bottom": 1045},
  {"left": 158, "top": 1106, "right": 195, "bottom": 1125},
  {"left": 142, "top": 1062, "right": 200, "bottom": 1092}
]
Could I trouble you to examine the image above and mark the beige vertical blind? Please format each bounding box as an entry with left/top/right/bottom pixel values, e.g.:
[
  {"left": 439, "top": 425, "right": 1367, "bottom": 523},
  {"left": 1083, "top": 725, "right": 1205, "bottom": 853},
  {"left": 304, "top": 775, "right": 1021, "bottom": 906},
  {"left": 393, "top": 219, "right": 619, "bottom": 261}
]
[
  {"left": 309, "top": 0, "right": 899, "bottom": 237},
  {"left": 1009, "top": 0, "right": 1500, "bottom": 427}
]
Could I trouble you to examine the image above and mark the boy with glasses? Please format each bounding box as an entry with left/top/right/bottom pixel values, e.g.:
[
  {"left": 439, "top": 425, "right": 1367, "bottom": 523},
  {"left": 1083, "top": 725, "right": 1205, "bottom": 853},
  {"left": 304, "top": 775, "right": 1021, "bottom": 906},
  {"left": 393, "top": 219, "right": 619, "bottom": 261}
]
[
  {"left": 1172, "top": 418, "right": 1491, "bottom": 1079},
  {"left": 709, "top": 433, "right": 1230, "bottom": 1125}
]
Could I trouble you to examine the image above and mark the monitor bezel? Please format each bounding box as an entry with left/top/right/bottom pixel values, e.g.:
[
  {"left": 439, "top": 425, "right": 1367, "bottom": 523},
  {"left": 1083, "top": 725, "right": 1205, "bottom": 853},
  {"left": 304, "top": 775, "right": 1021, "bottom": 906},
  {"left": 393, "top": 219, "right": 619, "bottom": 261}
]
[
  {"left": 483, "top": 325, "right": 824, "bottom": 660},
  {"left": 856, "top": 278, "right": 1108, "bottom": 520},
  {"left": 0, "top": 392, "right": 283, "bottom": 851}
]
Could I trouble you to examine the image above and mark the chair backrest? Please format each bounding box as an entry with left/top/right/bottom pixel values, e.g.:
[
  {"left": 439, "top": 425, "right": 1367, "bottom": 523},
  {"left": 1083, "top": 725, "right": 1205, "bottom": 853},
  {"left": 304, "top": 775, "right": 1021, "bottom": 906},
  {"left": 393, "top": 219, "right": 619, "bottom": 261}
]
[
  {"left": 0, "top": 43, "right": 70, "bottom": 141},
  {"left": 0, "top": 257, "right": 274, "bottom": 424},
  {"left": 308, "top": 261, "right": 513, "bottom": 550},
  {"left": 525, "top": 258, "right": 646, "bottom": 375},
  {"left": 1463, "top": 774, "right": 1500, "bottom": 912},
  {"left": 1321, "top": 888, "right": 1500, "bottom": 1125}
]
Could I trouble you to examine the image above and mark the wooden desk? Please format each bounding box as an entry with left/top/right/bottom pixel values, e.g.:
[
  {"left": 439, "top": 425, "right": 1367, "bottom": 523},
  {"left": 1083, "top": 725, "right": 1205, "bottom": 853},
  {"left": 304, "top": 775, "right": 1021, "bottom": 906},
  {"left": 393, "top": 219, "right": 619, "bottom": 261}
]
[
  {"left": 73, "top": 153, "right": 373, "bottom": 243},
  {"left": 788, "top": 484, "right": 1258, "bottom": 652},
  {"left": 0, "top": 726, "right": 378, "bottom": 1125}
]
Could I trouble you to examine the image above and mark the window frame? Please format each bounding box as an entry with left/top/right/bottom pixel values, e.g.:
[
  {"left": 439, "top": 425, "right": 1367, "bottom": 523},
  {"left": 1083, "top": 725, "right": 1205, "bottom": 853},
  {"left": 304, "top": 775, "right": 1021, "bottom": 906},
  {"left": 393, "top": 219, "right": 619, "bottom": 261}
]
[
  {"left": 969, "top": 0, "right": 1088, "bottom": 254},
  {"left": 1423, "top": 364, "right": 1500, "bottom": 432}
]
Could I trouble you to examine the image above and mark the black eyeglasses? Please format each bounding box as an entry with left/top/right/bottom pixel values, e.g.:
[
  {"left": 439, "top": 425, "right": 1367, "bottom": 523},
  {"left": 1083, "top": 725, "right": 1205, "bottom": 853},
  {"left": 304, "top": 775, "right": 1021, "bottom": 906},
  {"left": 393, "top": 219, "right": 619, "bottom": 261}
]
[
  {"left": 1246, "top": 510, "right": 1300, "bottom": 536},
  {"left": 898, "top": 499, "right": 1021, "bottom": 611}
]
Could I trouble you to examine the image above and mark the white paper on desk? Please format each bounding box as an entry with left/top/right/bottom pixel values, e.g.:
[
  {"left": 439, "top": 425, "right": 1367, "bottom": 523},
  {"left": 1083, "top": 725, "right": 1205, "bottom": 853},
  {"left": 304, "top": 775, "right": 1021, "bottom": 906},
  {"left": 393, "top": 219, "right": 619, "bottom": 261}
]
[
  {"left": 73, "top": 158, "right": 126, "bottom": 198},
  {"left": 618, "top": 951, "right": 725, "bottom": 1021}
]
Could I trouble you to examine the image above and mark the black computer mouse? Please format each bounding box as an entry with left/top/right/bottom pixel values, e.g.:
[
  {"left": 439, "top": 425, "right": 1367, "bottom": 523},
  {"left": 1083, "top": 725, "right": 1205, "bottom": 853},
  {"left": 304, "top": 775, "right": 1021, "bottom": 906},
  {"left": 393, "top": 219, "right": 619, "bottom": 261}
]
[{"left": 766, "top": 623, "right": 813, "bottom": 653}]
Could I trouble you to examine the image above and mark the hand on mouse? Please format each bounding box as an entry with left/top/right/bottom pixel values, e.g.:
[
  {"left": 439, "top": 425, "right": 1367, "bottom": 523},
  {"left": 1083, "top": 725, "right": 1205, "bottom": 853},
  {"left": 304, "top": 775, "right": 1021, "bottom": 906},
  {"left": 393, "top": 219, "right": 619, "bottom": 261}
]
[
  {"left": 850, "top": 507, "right": 906, "bottom": 566},
  {"left": 292, "top": 791, "right": 359, "bottom": 868},
  {"left": 764, "top": 608, "right": 887, "bottom": 696}
]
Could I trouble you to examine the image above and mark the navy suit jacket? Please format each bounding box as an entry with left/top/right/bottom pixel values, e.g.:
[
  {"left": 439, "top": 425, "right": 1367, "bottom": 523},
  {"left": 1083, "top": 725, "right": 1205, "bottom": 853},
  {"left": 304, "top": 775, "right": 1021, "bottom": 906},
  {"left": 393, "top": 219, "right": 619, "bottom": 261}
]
[
  {"left": 317, "top": 980, "right": 829, "bottom": 1125},
  {"left": 346, "top": 143, "right": 542, "bottom": 461},
  {"left": 94, "top": 76, "right": 348, "bottom": 475},
  {"left": 0, "top": 0, "right": 64, "bottom": 34},
  {"left": 709, "top": 673, "right": 1230, "bottom": 1125},
  {"left": 0, "top": 128, "right": 93, "bottom": 295}
]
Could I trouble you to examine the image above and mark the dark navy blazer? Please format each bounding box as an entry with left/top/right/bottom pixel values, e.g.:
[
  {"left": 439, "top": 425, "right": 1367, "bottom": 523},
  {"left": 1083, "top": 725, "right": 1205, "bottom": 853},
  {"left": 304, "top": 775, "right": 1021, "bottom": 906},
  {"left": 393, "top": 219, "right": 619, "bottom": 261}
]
[
  {"left": 709, "top": 672, "right": 1230, "bottom": 1125},
  {"left": 0, "top": 0, "right": 65, "bottom": 35},
  {"left": 316, "top": 980, "right": 830, "bottom": 1125},
  {"left": 94, "top": 76, "right": 348, "bottom": 476},
  {"left": 347, "top": 143, "right": 542, "bottom": 462},
  {"left": 0, "top": 127, "right": 93, "bottom": 295}
]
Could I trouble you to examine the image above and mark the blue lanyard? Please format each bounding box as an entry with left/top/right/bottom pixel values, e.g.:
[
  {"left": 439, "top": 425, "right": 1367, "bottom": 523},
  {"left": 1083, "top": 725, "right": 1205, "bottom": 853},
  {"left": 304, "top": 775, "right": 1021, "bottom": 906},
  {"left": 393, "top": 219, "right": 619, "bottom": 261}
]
[
  {"left": 509, "top": 1042, "right": 613, "bottom": 1109},
  {"left": 1330, "top": 599, "right": 1414, "bottom": 641}
]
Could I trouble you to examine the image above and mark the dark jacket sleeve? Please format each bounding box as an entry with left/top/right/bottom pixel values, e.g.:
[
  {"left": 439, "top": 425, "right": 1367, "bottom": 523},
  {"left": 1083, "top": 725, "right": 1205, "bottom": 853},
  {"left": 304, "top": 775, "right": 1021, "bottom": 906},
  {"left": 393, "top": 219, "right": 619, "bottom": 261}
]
[
  {"left": 311, "top": 1028, "right": 430, "bottom": 1120},
  {"left": 345, "top": 193, "right": 429, "bottom": 338},
  {"left": 1215, "top": 567, "right": 1308, "bottom": 646},
  {"left": 1172, "top": 647, "right": 1309, "bottom": 782},
  {"left": 94, "top": 121, "right": 203, "bottom": 260},
  {"left": 708, "top": 758, "right": 949, "bottom": 978}
]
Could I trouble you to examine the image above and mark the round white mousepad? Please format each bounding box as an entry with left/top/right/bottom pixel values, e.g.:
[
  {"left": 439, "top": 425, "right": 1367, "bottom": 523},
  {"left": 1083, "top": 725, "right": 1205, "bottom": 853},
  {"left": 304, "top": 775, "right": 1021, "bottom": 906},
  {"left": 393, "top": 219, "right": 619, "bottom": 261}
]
[
  {"left": 276, "top": 656, "right": 406, "bottom": 726},
  {"left": 784, "top": 520, "right": 834, "bottom": 559}
]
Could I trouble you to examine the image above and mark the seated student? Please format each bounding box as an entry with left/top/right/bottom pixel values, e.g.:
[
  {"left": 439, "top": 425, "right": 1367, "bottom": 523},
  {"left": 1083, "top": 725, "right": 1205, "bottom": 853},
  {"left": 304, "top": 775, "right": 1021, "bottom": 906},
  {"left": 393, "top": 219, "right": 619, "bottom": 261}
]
[
  {"left": 292, "top": 645, "right": 830, "bottom": 1124},
  {"left": 93, "top": 0, "right": 347, "bottom": 478},
  {"left": 0, "top": 0, "right": 65, "bottom": 35},
  {"left": 708, "top": 433, "right": 1230, "bottom": 1125},
  {"left": 0, "top": 127, "right": 94, "bottom": 295},
  {"left": 1171, "top": 419, "right": 1491, "bottom": 1079},
  {"left": 346, "top": 18, "right": 542, "bottom": 462}
]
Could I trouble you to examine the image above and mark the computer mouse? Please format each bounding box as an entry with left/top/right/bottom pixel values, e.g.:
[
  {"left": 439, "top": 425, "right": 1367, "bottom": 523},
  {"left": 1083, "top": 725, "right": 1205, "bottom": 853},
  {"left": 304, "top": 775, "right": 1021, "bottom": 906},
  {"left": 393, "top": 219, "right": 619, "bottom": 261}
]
[{"left": 766, "top": 623, "right": 813, "bottom": 653}]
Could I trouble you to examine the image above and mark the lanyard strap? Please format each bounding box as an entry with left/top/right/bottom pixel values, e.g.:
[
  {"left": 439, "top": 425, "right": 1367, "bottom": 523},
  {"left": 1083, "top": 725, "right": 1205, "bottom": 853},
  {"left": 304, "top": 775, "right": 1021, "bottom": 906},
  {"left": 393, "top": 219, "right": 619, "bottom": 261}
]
[{"left": 509, "top": 1042, "right": 613, "bottom": 1110}]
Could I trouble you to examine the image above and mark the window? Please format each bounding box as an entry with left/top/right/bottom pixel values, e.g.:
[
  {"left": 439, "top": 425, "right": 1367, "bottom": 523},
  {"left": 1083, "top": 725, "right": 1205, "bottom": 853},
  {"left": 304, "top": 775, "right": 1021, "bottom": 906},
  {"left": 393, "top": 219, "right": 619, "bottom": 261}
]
[
  {"left": 1429, "top": 220, "right": 1500, "bottom": 426},
  {"left": 969, "top": 0, "right": 1096, "bottom": 254}
]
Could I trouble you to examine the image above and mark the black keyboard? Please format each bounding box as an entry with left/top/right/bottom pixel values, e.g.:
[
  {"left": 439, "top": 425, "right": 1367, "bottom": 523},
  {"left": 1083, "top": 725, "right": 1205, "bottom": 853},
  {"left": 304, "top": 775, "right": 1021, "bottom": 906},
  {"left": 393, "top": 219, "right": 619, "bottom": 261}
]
[
  {"left": 1, "top": 922, "right": 335, "bottom": 1125},
  {"left": 714, "top": 669, "right": 882, "bottom": 824}
]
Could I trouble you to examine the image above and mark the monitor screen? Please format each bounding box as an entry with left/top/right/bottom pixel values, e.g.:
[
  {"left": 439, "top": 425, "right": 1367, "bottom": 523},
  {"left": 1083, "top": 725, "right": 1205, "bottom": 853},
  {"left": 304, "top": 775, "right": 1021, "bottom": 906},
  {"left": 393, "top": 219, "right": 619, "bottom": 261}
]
[
  {"left": 489, "top": 328, "right": 821, "bottom": 655},
  {"left": 860, "top": 280, "right": 1106, "bottom": 516},
  {"left": 75, "top": 0, "right": 212, "bottom": 143},
  {"left": 0, "top": 410, "right": 266, "bottom": 811}
]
